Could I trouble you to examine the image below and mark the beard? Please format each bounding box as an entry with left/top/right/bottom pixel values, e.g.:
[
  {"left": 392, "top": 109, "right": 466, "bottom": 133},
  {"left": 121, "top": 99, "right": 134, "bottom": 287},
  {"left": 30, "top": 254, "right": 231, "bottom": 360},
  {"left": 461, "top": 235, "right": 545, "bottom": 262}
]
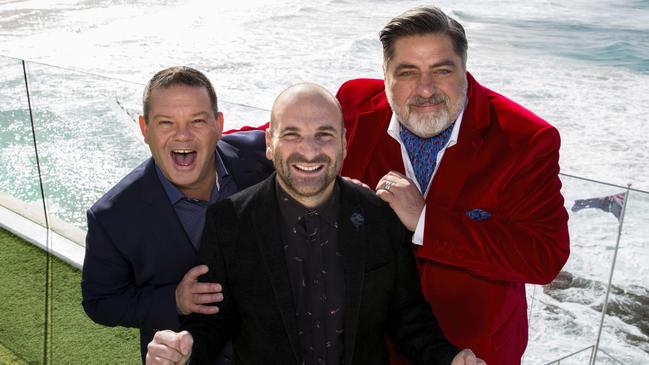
[
  {"left": 386, "top": 82, "right": 467, "bottom": 138},
  {"left": 274, "top": 150, "right": 342, "bottom": 200}
]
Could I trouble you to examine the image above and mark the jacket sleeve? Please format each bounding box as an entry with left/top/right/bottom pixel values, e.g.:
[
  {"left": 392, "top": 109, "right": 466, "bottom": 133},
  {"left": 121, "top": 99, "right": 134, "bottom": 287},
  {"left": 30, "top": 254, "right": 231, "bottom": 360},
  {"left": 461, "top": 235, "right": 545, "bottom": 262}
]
[
  {"left": 81, "top": 209, "right": 179, "bottom": 332},
  {"left": 182, "top": 203, "right": 238, "bottom": 363},
  {"left": 420, "top": 126, "right": 570, "bottom": 284},
  {"left": 386, "top": 210, "right": 460, "bottom": 365}
]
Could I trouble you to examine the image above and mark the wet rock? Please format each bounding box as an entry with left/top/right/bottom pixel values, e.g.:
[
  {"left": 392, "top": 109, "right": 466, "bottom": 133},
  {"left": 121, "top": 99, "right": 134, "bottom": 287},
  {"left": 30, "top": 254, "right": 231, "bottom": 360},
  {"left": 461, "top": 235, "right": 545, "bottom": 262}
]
[{"left": 543, "top": 270, "right": 649, "bottom": 353}]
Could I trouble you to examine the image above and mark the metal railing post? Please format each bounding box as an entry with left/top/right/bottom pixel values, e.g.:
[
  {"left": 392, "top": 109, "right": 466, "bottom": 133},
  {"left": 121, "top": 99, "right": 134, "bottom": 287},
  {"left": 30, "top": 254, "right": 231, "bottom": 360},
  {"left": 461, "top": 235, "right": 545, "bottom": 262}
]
[
  {"left": 590, "top": 184, "right": 632, "bottom": 365},
  {"left": 22, "top": 59, "right": 53, "bottom": 365},
  {"left": 543, "top": 345, "right": 595, "bottom": 364}
]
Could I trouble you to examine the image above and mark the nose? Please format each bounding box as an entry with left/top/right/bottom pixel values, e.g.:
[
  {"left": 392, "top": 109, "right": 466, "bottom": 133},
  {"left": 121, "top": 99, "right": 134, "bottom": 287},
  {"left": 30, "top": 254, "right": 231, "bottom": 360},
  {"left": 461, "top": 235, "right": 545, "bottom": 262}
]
[
  {"left": 416, "top": 73, "right": 435, "bottom": 98},
  {"left": 296, "top": 135, "right": 320, "bottom": 159},
  {"left": 174, "top": 122, "right": 193, "bottom": 141}
]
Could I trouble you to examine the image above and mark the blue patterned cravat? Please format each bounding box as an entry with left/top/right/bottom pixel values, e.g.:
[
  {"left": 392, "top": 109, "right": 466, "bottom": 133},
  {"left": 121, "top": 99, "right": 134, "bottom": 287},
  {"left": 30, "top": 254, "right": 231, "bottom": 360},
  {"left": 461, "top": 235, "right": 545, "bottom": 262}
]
[{"left": 399, "top": 122, "right": 455, "bottom": 193}]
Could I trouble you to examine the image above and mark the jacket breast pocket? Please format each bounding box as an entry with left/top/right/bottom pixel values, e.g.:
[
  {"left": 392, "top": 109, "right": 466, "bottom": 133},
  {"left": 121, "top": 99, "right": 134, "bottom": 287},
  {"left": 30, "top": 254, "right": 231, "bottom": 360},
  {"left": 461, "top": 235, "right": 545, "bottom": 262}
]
[{"left": 364, "top": 260, "right": 391, "bottom": 274}]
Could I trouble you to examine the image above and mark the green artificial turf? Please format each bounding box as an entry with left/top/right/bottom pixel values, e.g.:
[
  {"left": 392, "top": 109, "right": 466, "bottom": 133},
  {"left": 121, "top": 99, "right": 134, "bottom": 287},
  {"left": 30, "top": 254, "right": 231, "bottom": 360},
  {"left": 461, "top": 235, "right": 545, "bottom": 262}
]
[
  {"left": 0, "top": 342, "right": 27, "bottom": 365},
  {"left": 0, "top": 228, "right": 140, "bottom": 364}
]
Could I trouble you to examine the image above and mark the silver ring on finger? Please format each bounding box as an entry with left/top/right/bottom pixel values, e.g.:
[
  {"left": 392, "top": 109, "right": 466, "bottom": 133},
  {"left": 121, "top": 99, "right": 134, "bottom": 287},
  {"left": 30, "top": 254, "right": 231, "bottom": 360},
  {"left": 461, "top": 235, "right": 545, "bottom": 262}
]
[{"left": 383, "top": 181, "right": 392, "bottom": 192}]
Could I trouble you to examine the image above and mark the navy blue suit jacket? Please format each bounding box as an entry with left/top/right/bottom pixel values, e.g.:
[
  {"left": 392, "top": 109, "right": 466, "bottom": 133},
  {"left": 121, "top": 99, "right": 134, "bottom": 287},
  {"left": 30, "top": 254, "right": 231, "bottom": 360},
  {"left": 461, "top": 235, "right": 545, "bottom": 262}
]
[{"left": 81, "top": 131, "right": 273, "bottom": 361}]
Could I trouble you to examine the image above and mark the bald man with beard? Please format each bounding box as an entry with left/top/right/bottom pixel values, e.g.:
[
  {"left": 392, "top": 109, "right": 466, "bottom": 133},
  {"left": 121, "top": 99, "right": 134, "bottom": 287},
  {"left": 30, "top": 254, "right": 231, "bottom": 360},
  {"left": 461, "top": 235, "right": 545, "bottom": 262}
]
[{"left": 145, "top": 83, "right": 484, "bottom": 365}]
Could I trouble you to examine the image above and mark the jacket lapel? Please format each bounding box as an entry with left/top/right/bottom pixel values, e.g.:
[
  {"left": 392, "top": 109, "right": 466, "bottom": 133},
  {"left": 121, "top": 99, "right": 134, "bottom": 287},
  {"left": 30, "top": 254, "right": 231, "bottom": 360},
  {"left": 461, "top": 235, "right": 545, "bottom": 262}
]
[
  {"left": 250, "top": 175, "right": 301, "bottom": 364},
  {"left": 429, "top": 73, "right": 489, "bottom": 208},
  {"left": 342, "top": 93, "right": 393, "bottom": 180},
  {"left": 139, "top": 159, "right": 196, "bottom": 253},
  {"left": 337, "top": 180, "right": 366, "bottom": 365},
  {"left": 429, "top": 129, "right": 483, "bottom": 209},
  {"left": 217, "top": 139, "right": 256, "bottom": 190}
]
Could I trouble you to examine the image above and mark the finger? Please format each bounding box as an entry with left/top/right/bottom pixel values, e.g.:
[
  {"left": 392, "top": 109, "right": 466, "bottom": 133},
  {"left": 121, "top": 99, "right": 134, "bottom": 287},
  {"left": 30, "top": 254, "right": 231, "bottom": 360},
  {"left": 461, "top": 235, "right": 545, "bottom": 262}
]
[
  {"left": 461, "top": 349, "right": 477, "bottom": 365},
  {"left": 191, "top": 303, "right": 220, "bottom": 315},
  {"left": 192, "top": 292, "right": 224, "bottom": 305},
  {"left": 178, "top": 331, "right": 194, "bottom": 356},
  {"left": 146, "top": 354, "right": 175, "bottom": 365},
  {"left": 387, "top": 171, "right": 418, "bottom": 187},
  {"left": 147, "top": 338, "right": 184, "bottom": 364},
  {"left": 466, "top": 356, "right": 477, "bottom": 365},
  {"left": 391, "top": 174, "right": 415, "bottom": 187},
  {"left": 182, "top": 265, "right": 209, "bottom": 282},
  {"left": 153, "top": 330, "right": 182, "bottom": 346},
  {"left": 378, "top": 183, "right": 408, "bottom": 200},
  {"left": 375, "top": 188, "right": 394, "bottom": 203},
  {"left": 387, "top": 170, "right": 408, "bottom": 180},
  {"left": 147, "top": 346, "right": 183, "bottom": 364},
  {"left": 375, "top": 178, "right": 396, "bottom": 192},
  {"left": 190, "top": 282, "right": 222, "bottom": 295},
  {"left": 375, "top": 178, "right": 386, "bottom": 192},
  {"left": 376, "top": 171, "right": 396, "bottom": 191}
]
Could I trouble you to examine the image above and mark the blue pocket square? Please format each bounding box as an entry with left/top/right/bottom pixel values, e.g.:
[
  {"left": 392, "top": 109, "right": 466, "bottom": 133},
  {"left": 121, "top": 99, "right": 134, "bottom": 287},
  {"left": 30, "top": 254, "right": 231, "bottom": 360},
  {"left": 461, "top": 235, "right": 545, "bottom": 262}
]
[{"left": 465, "top": 209, "right": 492, "bottom": 221}]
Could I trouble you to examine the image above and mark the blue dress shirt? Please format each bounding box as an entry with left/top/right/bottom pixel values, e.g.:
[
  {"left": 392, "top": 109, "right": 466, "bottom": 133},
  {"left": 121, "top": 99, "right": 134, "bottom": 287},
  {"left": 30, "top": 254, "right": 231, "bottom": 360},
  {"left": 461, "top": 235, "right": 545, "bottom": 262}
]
[{"left": 155, "top": 152, "right": 238, "bottom": 249}]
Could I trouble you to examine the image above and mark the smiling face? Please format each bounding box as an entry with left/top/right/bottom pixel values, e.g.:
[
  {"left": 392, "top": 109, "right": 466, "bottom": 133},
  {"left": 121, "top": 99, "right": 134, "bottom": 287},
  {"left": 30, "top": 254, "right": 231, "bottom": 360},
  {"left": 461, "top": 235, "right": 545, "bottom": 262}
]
[
  {"left": 266, "top": 85, "right": 346, "bottom": 208},
  {"left": 139, "top": 84, "right": 223, "bottom": 200},
  {"left": 384, "top": 33, "right": 468, "bottom": 138}
]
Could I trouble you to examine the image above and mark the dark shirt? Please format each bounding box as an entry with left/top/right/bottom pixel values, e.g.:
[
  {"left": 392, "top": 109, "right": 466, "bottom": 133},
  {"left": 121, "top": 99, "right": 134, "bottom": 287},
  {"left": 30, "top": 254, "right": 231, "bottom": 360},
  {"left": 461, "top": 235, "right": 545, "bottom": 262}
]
[
  {"left": 156, "top": 152, "right": 237, "bottom": 249},
  {"left": 276, "top": 182, "right": 345, "bottom": 365}
]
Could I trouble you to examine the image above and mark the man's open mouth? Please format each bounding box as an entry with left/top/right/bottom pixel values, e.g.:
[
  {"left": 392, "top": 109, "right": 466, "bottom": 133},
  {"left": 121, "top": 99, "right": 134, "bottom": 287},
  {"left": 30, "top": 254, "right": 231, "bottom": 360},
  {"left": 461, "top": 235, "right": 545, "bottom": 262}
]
[
  {"left": 171, "top": 149, "right": 197, "bottom": 167},
  {"left": 293, "top": 163, "right": 324, "bottom": 173}
]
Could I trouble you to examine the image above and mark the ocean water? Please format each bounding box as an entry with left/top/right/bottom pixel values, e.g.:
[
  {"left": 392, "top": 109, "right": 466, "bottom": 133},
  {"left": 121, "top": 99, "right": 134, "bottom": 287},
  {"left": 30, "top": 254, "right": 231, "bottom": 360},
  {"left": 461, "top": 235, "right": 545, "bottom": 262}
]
[{"left": 1, "top": 0, "right": 648, "bottom": 363}]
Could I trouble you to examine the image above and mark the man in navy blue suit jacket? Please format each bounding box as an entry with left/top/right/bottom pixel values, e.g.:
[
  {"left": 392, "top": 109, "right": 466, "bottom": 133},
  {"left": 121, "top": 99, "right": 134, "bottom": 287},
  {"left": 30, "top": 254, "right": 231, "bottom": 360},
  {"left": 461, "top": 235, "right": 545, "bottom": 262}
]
[{"left": 81, "top": 66, "right": 273, "bottom": 363}]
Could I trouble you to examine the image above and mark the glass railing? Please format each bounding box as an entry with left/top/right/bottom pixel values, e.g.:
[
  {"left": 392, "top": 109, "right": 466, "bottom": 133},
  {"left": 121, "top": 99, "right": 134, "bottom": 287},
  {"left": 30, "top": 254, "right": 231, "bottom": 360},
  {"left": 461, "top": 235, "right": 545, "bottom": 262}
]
[
  {"left": 0, "top": 55, "right": 270, "bottom": 364},
  {"left": 524, "top": 177, "right": 649, "bottom": 364},
  {"left": 0, "top": 55, "right": 646, "bottom": 364},
  {"left": 0, "top": 55, "right": 47, "bottom": 365}
]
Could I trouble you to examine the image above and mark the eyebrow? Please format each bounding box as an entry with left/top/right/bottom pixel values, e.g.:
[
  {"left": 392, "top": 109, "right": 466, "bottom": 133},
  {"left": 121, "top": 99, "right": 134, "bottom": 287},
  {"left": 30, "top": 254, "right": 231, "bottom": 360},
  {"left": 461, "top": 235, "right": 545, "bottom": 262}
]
[
  {"left": 393, "top": 59, "right": 457, "bottom": 72},
  {"left": 279, "top": 125, "right": 339, "bottom": 133},
  {"left": 279, "top": 126, "right": 300, "bottom": 133},
  {"left": 316, "top": 126, "right": 338, "bottom": 133},
  {"left": 152, "top": 111, "right": 211, "bottom": 120}
]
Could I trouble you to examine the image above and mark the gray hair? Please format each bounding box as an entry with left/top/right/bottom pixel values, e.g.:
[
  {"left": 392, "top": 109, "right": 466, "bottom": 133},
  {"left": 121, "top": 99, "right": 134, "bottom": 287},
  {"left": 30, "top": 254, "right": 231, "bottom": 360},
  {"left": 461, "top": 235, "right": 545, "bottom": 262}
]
[{"left": 379, "top": 6, "right": 468, "bottom": 66}]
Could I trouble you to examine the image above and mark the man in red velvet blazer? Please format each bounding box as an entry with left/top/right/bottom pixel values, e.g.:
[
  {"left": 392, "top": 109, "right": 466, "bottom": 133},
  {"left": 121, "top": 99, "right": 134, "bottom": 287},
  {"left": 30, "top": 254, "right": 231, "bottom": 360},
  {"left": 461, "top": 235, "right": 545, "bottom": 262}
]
[{"left": 336, "top": 6, "right": 570, "bottom": 365}]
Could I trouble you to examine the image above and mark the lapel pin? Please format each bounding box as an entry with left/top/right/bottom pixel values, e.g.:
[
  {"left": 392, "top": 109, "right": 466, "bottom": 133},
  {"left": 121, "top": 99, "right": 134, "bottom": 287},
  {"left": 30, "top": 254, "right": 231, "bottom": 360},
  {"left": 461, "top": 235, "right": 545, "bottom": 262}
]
[{"left": 350, "top": 212, "right": 364, "bottom": 230}]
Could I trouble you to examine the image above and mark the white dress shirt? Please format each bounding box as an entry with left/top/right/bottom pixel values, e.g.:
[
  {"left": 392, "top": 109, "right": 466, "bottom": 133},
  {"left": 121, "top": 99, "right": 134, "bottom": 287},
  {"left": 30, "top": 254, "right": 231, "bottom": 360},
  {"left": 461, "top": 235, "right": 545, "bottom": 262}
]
[{"left": 386, "top": 109, "right": 465, "bottom": 245}]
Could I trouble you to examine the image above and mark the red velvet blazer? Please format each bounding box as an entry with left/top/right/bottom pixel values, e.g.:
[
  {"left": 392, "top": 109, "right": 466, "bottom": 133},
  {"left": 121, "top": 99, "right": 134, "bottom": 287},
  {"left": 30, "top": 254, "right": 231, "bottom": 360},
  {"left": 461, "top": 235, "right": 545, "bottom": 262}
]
[{"left": 336, "top": 74, "right": 570, "bottom": 365}]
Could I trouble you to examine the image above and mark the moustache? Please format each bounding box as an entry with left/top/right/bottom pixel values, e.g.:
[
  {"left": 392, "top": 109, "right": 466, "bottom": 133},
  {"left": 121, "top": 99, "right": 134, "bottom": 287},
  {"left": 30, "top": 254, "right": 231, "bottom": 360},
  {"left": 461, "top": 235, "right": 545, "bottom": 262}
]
[
  {"left": 286, "top": 153, "right": 331, "bottom": 165},
  {"left": 410, "top": 94, "right": 448, "bottom": 106}
]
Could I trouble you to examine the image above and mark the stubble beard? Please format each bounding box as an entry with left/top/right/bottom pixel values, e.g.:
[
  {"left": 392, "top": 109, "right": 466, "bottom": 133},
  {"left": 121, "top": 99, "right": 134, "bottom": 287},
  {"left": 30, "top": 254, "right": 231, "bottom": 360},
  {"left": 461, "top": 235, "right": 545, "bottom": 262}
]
[{"left": 274, "top": 151, "right": 342, "bottom": 200}]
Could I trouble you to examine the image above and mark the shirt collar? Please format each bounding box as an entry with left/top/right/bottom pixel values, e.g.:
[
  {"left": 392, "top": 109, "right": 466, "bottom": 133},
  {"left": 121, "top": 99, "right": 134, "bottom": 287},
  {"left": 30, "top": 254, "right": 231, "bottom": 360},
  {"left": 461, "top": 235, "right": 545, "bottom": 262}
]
[
  {"left": 155, "top": 151, "right": 230, "bottom": 205},
  {"left": 275, "top": 177, "right": 340, "bottom": 228}
]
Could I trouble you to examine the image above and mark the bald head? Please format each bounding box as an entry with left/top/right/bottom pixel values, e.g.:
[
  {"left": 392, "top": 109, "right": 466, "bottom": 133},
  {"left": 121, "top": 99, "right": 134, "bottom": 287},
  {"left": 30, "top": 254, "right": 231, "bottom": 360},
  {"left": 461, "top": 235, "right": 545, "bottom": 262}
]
[
  {"left": 269, "top": 83, "right": 343, "bottom": 135},
  {"left": 265, "top": 82, "right": 347, "bottom": 208}
]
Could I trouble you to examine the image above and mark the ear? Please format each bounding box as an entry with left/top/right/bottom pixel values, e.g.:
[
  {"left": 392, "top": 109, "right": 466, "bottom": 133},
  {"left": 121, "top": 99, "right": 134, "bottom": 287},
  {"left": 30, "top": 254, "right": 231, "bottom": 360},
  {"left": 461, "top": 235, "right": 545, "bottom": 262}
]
[
  {"left": 382, "top": 60, "right": 390, "bottom": 78},
  {"left": 265, "top": 127, "right": 273, "bottom": 161},
  {"left": 215, "top": 112, "right": 224, "bottom": 140},
  {"left": 138, "top": 115, "right": 149, "bottom": 144}
]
